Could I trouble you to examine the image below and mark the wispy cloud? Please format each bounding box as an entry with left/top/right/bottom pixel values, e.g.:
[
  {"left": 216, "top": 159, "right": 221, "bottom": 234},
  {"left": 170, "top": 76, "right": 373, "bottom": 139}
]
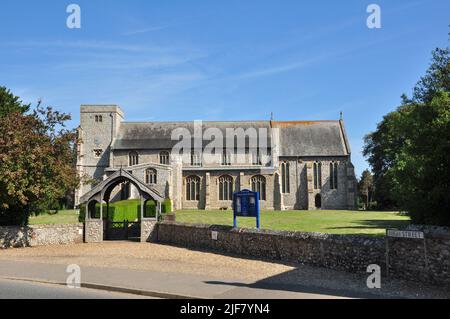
[
  {"left": 53, "top": 52, "right": 207, "bottom": 71},
  {"left": 237, "top": 54, "right": 327, "bottom": 79},
  {"left": 235, "top": 29, "right": 415, "bottom": 80},
  {"left": 2, "top": 39, "right": 208, "bottom": 72},
  {"left": 122, "top": 25, "right": 168, "bottom": 36},
  {"left": 2, "top": 40, "right": 171, "bottom": 53}
]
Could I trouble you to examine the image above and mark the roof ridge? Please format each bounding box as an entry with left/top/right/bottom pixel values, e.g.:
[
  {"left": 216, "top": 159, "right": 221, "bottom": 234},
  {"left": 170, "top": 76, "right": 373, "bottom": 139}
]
[
  {"left": 273, "top": 120, "right": 339, "bottom": 123},
  {"left": 121, "top": 120, "right": 271, "bottom": 124}
]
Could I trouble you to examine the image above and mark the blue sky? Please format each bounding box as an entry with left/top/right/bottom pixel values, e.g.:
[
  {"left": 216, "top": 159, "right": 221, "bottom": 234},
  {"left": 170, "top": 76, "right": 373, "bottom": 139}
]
[{"left": 0, "top": 0, "right": 448, "bottom": 177}]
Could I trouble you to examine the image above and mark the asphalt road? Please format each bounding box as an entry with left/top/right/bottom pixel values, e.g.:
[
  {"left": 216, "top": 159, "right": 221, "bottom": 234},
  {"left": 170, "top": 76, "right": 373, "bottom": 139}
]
[
  {"left": 0, "top": 278, "right": 154, "bottom": 299},
  {"left": 1, "top": 243, "right": 448, "bottom": 299}
]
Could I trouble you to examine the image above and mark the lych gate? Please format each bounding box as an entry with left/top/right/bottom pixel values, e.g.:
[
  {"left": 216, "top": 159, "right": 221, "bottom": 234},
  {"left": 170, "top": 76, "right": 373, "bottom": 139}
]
[{"left": 79, "top": 169, "right": 164, "bottom": 243}]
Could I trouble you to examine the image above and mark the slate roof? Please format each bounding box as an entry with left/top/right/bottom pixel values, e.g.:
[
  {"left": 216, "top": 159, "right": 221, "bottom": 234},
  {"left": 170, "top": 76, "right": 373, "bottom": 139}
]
[
  {"left": 112, "top": 121, "right": 272, "bottom": 150},
  {"left": 111, "top": 120, "right": 351, "bottom": 157},
  {"left": 273, "top": 121, "right": 350, "bottom": 156}
]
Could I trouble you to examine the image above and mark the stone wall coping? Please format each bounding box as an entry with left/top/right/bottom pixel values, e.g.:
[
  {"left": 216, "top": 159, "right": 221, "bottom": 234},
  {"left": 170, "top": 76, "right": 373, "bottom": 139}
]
[
  {"left": 160, "top": 221, "right": 450, "bottom": 240},
  {"left": 158, "top": 221, "right": 384, "bottom": 244},
  {"left": 406, "top": 224, "right": 450, "bottom": 239},
  {"left": 0, "top": 224, "right": 83, "bottom": 230},
  {"left": 29, "top": 223, "right": 83, "bottom": 229},
  {"left": 156, "top": 221, "right": 450, "bottom": 287}
]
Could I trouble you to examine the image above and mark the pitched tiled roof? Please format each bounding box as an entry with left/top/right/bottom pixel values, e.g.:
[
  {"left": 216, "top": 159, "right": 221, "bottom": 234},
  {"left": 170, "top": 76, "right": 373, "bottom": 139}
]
[
  {"left": 112, "top": 121, "right": 272, "bottom": 150},
  {"left": 111, "top": 120, "right": 350, "bottom": 157},
  {"left": 272, "top": 121, "right": 350, "bottom": 156}
]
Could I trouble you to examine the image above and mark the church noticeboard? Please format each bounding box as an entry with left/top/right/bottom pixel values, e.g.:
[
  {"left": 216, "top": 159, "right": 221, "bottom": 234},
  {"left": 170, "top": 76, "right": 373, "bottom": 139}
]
[{"left": 232, "top": 189, "right": 260, "bottom": 229}]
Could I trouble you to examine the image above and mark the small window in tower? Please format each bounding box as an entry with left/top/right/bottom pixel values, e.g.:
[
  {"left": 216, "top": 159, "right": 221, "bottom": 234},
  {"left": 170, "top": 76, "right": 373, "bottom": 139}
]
[
  {"left": 159, "top": 151, "right": 170, "bottom": 165},
  {"left": 146, "top": 168, "right": 157, "bottom": 185},
  {"left": 129, "top": 151, "right": 139, "bottom": 166},
  {"left": 95, "top": 115, "right": 103, "bottom": 123},
  {"left": 190, "top": 151, "right": 201, "bottom": 166}
]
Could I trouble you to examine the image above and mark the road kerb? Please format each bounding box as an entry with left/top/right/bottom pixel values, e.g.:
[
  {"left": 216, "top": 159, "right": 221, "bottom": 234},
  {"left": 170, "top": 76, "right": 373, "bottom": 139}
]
[{"left": 0, "top": 276, "right": 202, "bottom": 299}]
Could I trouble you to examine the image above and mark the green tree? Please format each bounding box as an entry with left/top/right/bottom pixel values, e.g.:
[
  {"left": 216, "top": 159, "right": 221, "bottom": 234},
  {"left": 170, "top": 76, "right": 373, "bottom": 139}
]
[
  {"left": 0, "top": 97, "right": 79, "bottom": 225},
  {"left": 363, "top": 47, "right": 450, "bottom": 225},
  {"left": 413, "top": 48, "right": 450, "bottom": 104},
  {"left": 363, "top": 110, "right": 404, "bottom": 210},
  {"left": 0, "top": 86, "right": 30, "bottom": 117},
  {"left": 358, "top": 170, "right": 374, "bottom": 210},
  {"left": 391, "top": 92, "right": 450, "bottom": 224}
]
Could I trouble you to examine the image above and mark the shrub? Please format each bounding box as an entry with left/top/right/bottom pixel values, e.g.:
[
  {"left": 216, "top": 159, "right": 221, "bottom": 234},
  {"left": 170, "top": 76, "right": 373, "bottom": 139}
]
[
  {"left": 161, "top": 199, "right": 172, "bottom": 214},
  {"left": 142, "top": 200, "right": 156, "bottom": 218},
  {"left": 78, "top": 199, "right": 163, "bottom": 222}
]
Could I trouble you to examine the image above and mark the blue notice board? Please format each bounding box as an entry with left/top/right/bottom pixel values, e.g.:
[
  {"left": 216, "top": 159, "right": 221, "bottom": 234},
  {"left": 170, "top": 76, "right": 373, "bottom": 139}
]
[{"left": 232, "top": 189, "right": 260, "bottom": 229}]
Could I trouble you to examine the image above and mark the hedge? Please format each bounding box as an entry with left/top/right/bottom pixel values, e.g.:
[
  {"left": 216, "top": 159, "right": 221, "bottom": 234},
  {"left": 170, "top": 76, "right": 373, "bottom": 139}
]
[{"left": 79, "top": 199, "right": 172, "bottom": 223}]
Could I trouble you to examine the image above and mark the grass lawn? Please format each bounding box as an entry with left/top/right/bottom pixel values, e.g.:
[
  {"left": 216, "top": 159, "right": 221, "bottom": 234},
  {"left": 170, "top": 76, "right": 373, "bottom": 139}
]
[
  {"left": 176, "top": 210, "right": 411, "bottom": 236},
  {"left": 28, "top": 208, "right": 411, "bottom": 237},
  {"left": 29, "top": 210, "right": 79, "bottom": 225}
]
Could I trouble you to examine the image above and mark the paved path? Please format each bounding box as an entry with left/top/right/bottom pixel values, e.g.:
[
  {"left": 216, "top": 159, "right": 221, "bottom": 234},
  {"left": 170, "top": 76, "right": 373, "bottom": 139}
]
[
  {"left": 0, "top": 242, "right": 448, "bottom": 299},
  {"left": 0, "top": 278, "right": 154, "bottom": 299}
]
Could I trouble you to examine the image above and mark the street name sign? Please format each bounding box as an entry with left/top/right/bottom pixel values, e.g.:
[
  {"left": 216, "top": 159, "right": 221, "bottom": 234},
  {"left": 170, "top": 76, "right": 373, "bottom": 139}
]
[{"left": 386, "top": 229, "right": 424, "bottom": 239}]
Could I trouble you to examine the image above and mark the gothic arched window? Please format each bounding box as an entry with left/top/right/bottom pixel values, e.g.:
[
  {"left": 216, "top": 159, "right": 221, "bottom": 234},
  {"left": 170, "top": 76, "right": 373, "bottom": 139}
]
[
  {"left": 281, "top": 161, "right": 290, "bottom": 194},
  {"left": 313, "top": 162, "right": 322, "bottom": 190},
  {"left": 159, "top": 151, "right": 170, "bottom": 165},
  {"left": 330, "top": 162, "right": 338, "bottom": 190},
  {"left": 129, "top": 151, "right": 139, "bottom": 166},
  {"left": 186, "top": 175, "right": 201, "bottom": 201},
  {"left": 218, "top": 175, "right": 233, "bottom": 201},
  {"left": 251, "top": 175, "right": 266, "bottom": 200},
  {"left": 146, "top": 168, "right": 157, "bottom": 185}
]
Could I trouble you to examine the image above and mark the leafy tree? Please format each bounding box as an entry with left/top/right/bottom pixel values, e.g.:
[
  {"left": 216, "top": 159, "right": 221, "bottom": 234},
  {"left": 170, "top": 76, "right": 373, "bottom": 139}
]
[
  {"left": 391, "top": 92, "right": 450, "bottom": 224},
  {"left": 363, "top": 48, "right": 450, "bottom": 225},
  {"left": 363, "top": 110, "right": 404, "bottom": 210},
  {"left": 0, "top": 86, "right": 30, "bottom": 117},
  {"left": 0, "top": 97, "right": 79, "bottom": 225},
  {"left": 358, "top": 170, "right": 374, "bottom": 210},
  {"left": 413, "top": 48, "right": 450, "bottom": 104}
]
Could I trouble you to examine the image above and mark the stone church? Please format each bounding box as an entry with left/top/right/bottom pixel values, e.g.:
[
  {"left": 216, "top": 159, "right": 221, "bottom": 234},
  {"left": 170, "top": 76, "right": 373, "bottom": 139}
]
[{"left": 75, "top": 105, "right": 357, "bottom": 211}]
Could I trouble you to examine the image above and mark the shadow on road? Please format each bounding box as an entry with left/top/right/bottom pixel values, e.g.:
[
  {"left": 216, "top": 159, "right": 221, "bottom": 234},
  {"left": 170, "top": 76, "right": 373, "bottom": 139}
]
[{"left": 204, "top": 268, "right": 384, "bottom": 299}]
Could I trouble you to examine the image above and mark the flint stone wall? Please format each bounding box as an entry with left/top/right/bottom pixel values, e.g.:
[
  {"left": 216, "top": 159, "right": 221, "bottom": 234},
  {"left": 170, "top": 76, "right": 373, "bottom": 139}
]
[
  {"left": 156, "top": 222, "right": 450, "bottom": 286},
  {"left": 0, "top": 224, "right": 83, "bottom": 249},
  {"left": 141, "top": 219, "right": 158, "bottom": 243},
  {"left": 84, "top": 220, "right": 103, "bottom": 243}
]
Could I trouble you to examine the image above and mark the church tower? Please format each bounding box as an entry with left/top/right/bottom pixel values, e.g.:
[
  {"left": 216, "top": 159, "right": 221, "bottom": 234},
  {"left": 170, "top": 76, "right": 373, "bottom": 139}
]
[{"left": 75, "top": 105, "right": 124, "bottom": 206}]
